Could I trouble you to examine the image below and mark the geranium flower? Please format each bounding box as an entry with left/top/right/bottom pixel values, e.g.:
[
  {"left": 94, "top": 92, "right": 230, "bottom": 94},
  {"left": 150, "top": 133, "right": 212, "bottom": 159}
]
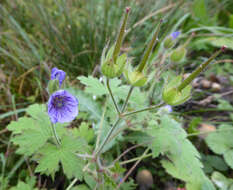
[
  {"left": 171, "top": 31, "right": 180, "bottom": 40},
  {"left": 48, "top": 90, "right": 78, "bottom": 123},
  {"left": 51, "top": 67, "right": 66, "bottom": 87}
]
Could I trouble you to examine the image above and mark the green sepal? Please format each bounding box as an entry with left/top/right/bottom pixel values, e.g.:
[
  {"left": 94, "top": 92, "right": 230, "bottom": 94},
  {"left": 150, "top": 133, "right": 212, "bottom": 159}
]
[
  {"left": 162, "top": 75, "right": 191, "bottom": 105},
  {"left": 101, "top": 46, "right": 127, "bottom": 78},
  {"left": 170, "top": 46, "right": 187, "bottom": 63},
  {"left": 47, "top": 79, "right": 60, "bottom": 95},
  {"left": 124, "top": 64, "right": 147, "bottom": 87}
]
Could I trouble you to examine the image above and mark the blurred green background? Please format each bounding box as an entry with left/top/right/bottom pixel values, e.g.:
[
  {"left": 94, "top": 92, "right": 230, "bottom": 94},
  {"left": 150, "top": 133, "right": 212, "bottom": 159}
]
[{"left": 0, "top": 0, "right": 233, "bottom": 107}]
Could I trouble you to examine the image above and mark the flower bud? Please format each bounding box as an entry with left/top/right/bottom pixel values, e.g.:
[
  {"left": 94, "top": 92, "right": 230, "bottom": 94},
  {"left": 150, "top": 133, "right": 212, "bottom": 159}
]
[
  {"left": 170, "top": 46, "right": 187, "bottom": 63},
  {"left": 163, "top": 31, "right": 180, "bottom": 49},
  {"left": 47, "top": 79, "right": 60, "bottom": 95},
  {"left": 162, "top": 75, "right": 191, "bottom": 106}
]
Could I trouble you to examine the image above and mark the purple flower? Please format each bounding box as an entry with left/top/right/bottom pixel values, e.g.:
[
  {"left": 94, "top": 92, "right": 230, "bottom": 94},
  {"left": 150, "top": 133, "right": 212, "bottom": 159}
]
[
  {"left": 159, "top": 105, "right": 173, "bottom": 113},
  {"left": 171, "top": 31, "right": 180, "bottom": 40},
  {"left": 48, "top": 90, "right": 78, "bottom": 123},
  {"left": 51, "top": 67, "right": 66, "bottom": 87},
  {"left": 163, "top": 105, "right": 172, "bottom": 113}
]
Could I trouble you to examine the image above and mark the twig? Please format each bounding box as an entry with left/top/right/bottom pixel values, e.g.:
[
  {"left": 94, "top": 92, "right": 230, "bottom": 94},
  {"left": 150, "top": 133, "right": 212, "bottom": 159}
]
[
  {"left": 214, "top": 59, "right": 233, "bottom": 65},
  {"left": 116, "top": 148, "right": 150, "bottom": 189},
  {"left": 111, "top": 142, "right": 150, "bottom": 166}
]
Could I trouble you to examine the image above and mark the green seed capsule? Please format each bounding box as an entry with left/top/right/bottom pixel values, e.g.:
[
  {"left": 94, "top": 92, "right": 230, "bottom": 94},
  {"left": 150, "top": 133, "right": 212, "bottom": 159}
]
[
  {"left": 101, "top": 46, "right": 127, "bottom": 78},
  {"left": 163, "top": 36, "right": 174, "bottom": 49},
  {"left": 170, "top": 46, "right": 187, "bottom": 63},
  {"left": 125, "top": 69, "right": 147, "bottom": 87},
  {"left": 162, "top": 75, "right": 191, "bottom": 105}
]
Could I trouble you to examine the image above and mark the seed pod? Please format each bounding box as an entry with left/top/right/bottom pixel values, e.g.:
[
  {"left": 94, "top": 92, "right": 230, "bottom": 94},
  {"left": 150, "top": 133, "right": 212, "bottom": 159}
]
[
  {"left": 101, "top": 46, "right": 127, "bottom": 78},
  {"left": 170, "top": 46, "right": 187, "bottom": 63},
  {"left": 124, "top": 66, "right": 147, "bottom": 87},
  {"left": 162, "top": 75, "right": 191, "bottom": 106}
]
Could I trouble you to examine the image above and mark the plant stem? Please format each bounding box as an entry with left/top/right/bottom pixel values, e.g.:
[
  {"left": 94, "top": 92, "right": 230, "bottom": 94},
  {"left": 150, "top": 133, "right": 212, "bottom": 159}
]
[
  {"left": 120, "top": 153, "right": 153, "bottom": 165},
  {"left": 111, "top": 142, "right": 150, "bottom": 166},
  {"left": 95, "top": 101, "right": 107, "bottom": 151},
  {"left": 116, "top": 148, "right": 150, "bottom": 189},
  {"left": 121, "top": 86, "right": 134, "bottom": 113},
  {"left": 106, "top": 79, "right": 120, "bottom": 115},
  {"left": 95, "top": 117, "right": 121, "bottom": 157},
  {"left": 66, "top": 178, "right": 78, "bottom": 190},
  {"left": 122, "top": 102, "right": 165, "bottom": 117},
  {"left": 51, "top": 123, "right": 61, "bottom": 147}
]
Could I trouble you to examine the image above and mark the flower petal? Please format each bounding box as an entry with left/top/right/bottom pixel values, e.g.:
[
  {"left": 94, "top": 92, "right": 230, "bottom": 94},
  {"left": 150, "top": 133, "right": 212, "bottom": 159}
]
[{"left": 47, "top": 90, "right": 78, "bottom": 123}]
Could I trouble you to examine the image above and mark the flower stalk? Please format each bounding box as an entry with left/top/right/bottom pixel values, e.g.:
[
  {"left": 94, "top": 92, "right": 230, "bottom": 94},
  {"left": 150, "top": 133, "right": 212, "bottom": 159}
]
[
  {"left": 122, "top": 102, "right": 165, "bottom": 117},
  {"left": 106, "top": 79, "right": 120, "bottom": 115},
  {"left": 51, "top": 123, "right": 61, "bottom": 147},
  {"left": 121, "top": 86, "right": 134, "bottom": 113}
]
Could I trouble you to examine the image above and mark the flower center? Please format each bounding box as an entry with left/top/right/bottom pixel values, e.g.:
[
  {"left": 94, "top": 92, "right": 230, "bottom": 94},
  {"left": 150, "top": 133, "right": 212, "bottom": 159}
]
[{"left": 53, "top": 96, "right": 64, "bottom": 108}]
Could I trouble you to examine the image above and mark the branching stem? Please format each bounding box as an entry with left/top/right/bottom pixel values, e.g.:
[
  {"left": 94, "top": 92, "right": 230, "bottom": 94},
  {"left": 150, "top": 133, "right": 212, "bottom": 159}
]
[
  {"left": 122, "top": 102, "right": 165, "bottom": 117},
  {"left": 106, "top": 79, "right": 120, "bottom": 115},
  {"left": 121, "top": 86, "right": 134, "bottom": 113}
]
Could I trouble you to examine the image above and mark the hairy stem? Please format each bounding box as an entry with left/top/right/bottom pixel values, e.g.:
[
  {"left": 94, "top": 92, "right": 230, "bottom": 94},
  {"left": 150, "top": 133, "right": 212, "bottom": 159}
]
[
  {"left": 106, "top": 79, "right": 120, "bottom": 115},
  {"left": 120, "top": 152, "right": 153, "bottom": 165},
  {"left": 51, "top": 123, "right": 61, "bottom": 147},
  {"left": 116, "top": 148, "right": 150, "bottom": 189},
  {"left": 121, "top": 86, "right": 134, "bottom": 113},
  {"left": 95, "top": 117, "right": 121, "bottom": 157},
  {"left": 66, "top": 178, "right": 78, "bottom": 190},
  {"left": 122, "top": 102, "right": 165, "bottom": 117}
]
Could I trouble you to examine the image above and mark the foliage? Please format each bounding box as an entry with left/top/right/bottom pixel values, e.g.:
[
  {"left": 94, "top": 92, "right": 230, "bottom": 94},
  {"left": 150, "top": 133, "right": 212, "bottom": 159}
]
[
  {"left": 7, "top": 104, "right": 89, "bottom": 181},
  {"left": 211, "top": 171, "right": 233, "bottom": 190},
  {"left": 205, "top": 124, "right": 233, "bottom": 169},
  {"left": 1, "top": 0, "right": 233, "bottom": 189},
  {"left": 149, "top": 115, "right": 215, "bottom": 189}
]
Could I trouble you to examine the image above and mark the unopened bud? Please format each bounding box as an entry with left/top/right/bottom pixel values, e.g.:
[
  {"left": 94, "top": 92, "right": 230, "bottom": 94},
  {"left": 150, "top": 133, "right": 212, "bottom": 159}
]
[
  {"left": 126, "top": 7, "right": 131, "bottom": 13},
  {"left": 163, "top": 31, "right": 180, "bottom": 49}
]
